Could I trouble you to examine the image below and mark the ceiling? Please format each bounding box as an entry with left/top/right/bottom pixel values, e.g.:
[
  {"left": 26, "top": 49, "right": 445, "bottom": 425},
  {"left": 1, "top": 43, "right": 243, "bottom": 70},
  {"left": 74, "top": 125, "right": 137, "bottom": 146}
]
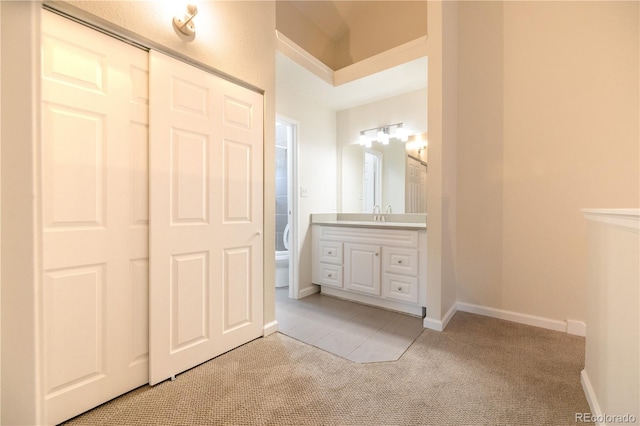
[
  {"left": 276, "top": 1, "right": 427, "bottom": 111},
  {"left": 287, "top": 1, "right": 372, "bottom": 42},
  {"left": 276, "top": 51, "right": 427, "bottom": 112}
]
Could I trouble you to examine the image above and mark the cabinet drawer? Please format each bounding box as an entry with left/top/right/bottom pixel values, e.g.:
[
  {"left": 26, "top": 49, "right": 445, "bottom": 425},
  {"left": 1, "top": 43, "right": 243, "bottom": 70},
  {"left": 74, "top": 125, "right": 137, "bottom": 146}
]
[
  {"left": 318, "top": 240, "right": 343, "bottom": 265},
  {"left": 318, "top": 264, "right": 343, "bottom": 288},
  {"left": 383, "top": 247, "right": 418, "bottom": 276},
  {"left": 382, "top": 273, "right": 418, "bottom": 304}
]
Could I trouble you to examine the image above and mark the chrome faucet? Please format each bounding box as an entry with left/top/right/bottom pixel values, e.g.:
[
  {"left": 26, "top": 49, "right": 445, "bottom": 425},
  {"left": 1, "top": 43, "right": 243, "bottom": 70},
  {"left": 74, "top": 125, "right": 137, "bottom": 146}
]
[
  {"left": 372, "top": 205, "right": 381, "bottom": 222},
  {"left": 385, "top": 204, "right": 392, "bottom": 214}
]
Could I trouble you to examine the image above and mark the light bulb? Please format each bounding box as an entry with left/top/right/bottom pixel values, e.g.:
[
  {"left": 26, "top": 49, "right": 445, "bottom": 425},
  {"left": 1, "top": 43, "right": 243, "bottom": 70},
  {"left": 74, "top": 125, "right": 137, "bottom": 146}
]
[{"left": 359, "top": 133, "right": 367, "bottom": 146}]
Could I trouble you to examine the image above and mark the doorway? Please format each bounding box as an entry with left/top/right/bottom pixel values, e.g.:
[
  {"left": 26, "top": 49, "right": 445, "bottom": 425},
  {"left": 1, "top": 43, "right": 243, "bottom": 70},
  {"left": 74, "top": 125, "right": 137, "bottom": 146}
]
[
  {"left": 362, "top": 150, "right": 382, "bottom": 213},
  {"left": 275, "top": 117, "right": 299, "bottom": 300}
]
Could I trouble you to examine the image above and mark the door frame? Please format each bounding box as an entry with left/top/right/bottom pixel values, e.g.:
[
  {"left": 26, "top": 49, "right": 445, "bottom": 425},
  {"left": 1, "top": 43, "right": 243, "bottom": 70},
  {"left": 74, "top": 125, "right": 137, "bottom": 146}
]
[
  {"left": 363, "top": 149, "right": 383, "bottom": 213},
  {"left": 275, "top": 115, "right": 300, "bottom": 299}
]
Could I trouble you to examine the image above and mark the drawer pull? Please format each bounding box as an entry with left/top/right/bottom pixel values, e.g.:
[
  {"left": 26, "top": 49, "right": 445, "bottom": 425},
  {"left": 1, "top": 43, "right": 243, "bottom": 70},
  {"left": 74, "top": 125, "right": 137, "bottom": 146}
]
[
  {"left": 328, "top": 273, "right": 333, "bottom": 278},
  {"left": 397, "top": 286, "right": 403, "bottom": 291},
  {"left": 328, "top": 250, "right": 333, "bottom": 255},
  {"left": 397, "top": 260, "right": 403, "bottom": 264}
]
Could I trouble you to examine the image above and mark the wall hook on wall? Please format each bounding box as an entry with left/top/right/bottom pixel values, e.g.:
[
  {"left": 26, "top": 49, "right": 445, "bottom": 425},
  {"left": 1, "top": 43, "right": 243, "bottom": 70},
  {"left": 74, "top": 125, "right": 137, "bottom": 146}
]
[{"left": 173, "top": 3, "right": 198, "bottom": 37}]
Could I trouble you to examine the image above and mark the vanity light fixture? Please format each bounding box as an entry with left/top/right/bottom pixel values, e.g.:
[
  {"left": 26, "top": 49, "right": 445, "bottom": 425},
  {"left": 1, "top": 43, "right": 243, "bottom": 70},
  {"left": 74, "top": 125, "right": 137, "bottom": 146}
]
[
  {"left": 417, "top": 134, "right": 428, "bottom": 154},
  {"left": 357, "top": 123, "right": 412, "bottom": 146},
  {"left": 173, "top": 3, "right": 199, "bottom": 37}
]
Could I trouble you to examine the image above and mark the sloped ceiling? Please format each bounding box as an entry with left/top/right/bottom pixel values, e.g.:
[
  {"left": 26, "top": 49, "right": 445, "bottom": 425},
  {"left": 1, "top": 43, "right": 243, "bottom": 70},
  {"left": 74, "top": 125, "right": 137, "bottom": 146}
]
[
  {"left": 276, "top": 0, "right": 427, "bottom": 111},
  {"left": 287, "top": 1, "right": 372, "bottom": 42}
]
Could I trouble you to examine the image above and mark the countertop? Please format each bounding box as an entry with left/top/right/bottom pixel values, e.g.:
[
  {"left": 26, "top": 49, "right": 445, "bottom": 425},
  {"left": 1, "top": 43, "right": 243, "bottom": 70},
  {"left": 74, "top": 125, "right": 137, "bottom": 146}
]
[{"left": 311, "top": 213, "right": 427, "bottom": 230}]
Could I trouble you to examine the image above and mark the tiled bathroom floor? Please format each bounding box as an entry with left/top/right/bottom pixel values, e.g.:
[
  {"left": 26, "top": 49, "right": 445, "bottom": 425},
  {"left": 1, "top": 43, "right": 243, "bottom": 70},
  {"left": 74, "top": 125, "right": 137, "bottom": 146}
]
[{"left": 275, "top": 287, "right": 424, "bottom": 363}]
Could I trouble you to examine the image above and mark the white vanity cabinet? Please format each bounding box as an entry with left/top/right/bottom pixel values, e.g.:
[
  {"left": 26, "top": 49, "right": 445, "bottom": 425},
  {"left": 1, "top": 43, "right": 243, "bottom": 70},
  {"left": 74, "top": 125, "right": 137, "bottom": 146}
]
[{"left": 312, "top": 224, "right": 427, "bottom": 316}]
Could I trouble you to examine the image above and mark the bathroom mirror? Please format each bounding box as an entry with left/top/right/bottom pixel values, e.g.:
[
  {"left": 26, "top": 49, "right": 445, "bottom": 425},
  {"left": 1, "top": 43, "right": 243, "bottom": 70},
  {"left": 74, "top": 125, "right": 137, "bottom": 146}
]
[
  {"left": 341, "top": 134, "right": 427, "bottom": 214},
  {"left": 336, "top": 84, "right": 428, "bottom": 214}
]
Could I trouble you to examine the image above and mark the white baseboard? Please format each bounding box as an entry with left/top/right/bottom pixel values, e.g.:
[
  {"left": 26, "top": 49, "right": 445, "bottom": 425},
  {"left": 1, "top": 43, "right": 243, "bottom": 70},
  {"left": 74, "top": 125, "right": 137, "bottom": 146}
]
[
  {"left": 566, "top": 320, "right": 587, "bottom": 337},
  {"left": 441, "top": 302, "right": 457, "bottom": 330},
  {"left": 263, "top": 320, "right": 279, "bottom": 337},
  {"left": 581, "top": 369, "right": 605, "bottom": 425},
  {"left": 298, "top": 285, "right": 320, "bottom": 299},
  {"left": 456, "top": 302, "right": 568, "bottom": 333},
  {"left": 423, "top": 303, "right": 457, "bottom": 331},
  {"left": 423, "top": 316, "right": 444, "bottom": 331}
]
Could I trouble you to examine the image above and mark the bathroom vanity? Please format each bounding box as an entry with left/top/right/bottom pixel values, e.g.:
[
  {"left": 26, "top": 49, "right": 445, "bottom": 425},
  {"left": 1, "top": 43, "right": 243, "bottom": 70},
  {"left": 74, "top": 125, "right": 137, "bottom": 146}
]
[{"left": 311, "top": 213, "right": 427, "bottom": 316}]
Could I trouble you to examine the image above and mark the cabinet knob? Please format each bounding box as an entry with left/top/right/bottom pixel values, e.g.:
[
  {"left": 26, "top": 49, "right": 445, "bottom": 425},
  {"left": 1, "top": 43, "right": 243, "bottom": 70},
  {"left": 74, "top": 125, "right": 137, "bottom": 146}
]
[
  {"left": 328, "top": 273, "right": 333, "bottom": 278},
  {"left": 397, "top": 286, "right": 403, "bottom": 291},
  {"left": 328, "top": 251, "right": 333, "bottom": 255},
  {"left": 398, "top": 260, "right": 403, "bottom": 264},
  {"left": 375, "top": 252, "right": 379, "bottom": 256}
]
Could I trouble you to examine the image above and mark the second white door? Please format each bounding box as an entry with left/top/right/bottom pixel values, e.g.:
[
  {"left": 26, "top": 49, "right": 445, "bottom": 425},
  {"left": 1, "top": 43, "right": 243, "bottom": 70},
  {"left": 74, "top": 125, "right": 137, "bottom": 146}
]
[{"left": 149, "top": 51, "right": 264, "bottom": 385}]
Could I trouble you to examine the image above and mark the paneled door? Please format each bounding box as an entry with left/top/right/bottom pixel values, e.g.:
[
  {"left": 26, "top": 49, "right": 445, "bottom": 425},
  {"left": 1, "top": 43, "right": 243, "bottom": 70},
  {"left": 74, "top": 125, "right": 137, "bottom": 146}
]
[
  {"left": 149, "top": 51, "right": 264, "bottom": 385},
  {"left": 41, "top": 10, "right": 149, "bottom": 425},
  {"left": 406, "top": 157, "right": 427, "bottom": 213}
]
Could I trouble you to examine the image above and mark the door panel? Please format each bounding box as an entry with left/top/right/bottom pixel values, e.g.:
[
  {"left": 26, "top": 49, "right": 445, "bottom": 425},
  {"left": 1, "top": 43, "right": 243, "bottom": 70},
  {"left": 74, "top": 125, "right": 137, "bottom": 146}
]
[
  {"left": 149, "top": 51, "right": 263, "bottom": 386},
  {"left": 41, "top": 10, "right": 149, "bottom": 425},
  {"left": 344, "top": 243, "right": 381, "bottom": 295}
]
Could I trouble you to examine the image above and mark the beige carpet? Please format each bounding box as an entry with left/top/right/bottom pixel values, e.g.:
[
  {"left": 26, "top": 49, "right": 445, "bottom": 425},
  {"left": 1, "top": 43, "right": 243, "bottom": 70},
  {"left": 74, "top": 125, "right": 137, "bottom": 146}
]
[{"left": 62, "top": 312, "right": 592, "bottom": 425}]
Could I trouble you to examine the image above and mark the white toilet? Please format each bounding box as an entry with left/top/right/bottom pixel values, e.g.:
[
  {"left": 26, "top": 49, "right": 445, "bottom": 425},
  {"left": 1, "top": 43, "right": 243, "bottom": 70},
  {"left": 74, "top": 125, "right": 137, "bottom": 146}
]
[{"left": 275, "top": 224, "right": 290, "bottom": 287}]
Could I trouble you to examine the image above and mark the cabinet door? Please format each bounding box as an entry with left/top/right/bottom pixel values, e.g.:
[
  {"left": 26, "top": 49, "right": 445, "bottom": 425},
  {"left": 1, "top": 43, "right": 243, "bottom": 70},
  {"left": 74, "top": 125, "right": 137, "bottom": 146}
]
[{"left": 344, "top": 243, "right": 381, "bottom": 296}]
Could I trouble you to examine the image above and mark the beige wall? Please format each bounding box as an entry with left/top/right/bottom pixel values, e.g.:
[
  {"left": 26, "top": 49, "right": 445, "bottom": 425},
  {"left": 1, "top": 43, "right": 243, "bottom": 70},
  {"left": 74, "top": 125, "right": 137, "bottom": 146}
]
[
  {"left": 440, "top": 0, "right": 458, "bottom": 319},
  {"left": 456, "top": 1, "right": 639, "bottom": 324},
  {"left": 424, "top": 0, "right": 459, "bottom": 327},
  {"left": 1, "top": 3, "right": 41, "bottom": 424},
  {"left": 276, "top": 82, "right": 337, "bottom": 298},
  {"left": 456, "top": 1, "right": 504, "bottom": 309}
]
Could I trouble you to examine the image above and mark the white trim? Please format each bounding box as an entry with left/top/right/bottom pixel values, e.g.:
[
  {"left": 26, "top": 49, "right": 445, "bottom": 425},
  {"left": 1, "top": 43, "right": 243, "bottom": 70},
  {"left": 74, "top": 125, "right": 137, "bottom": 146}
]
[
  {"left": 424, "top": 302, "right": 458, "bottom": 331},
  {"left": 275, "top": 29, "right": 428, "bottom": 89},
  {"left": 441, "top": 302, "right": 457, "bottom": 330},
  {"left": 423, "top": 317, "right": 444, "bottom": 331},
  {"left": 581, "top": 370, "right": 606, "bottom": 426},
  {"left": 275, "top": 30, "right": 333, "bottom": 85},
  {"left": 298, "top": 284, "right": 320, "bottom": 299},
  {"left": 334, "top": 36, "right": 428, "bottom": 86},
  {"left": 321, "top": 286, "right": 423, "bottom": 316},
  {"left": 276, "top": 115, "right": 300, "bottom": 301},
  {"left": 263, "top": 320, "right": 279, "bottom": 337},
  {"left": 582, "top": 208, "right": 640, "bottom": 233},
  {"left": 566, "top": 319, "right": 587, "bottom": 337},
  {"left": 456, "top": 302, "right": 567, "bottom": 333}
]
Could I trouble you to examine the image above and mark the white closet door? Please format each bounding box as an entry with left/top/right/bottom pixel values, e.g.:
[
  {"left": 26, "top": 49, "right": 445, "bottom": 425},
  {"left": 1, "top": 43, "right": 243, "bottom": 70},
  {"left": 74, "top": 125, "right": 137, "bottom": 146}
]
[
  {"left": 41, "top": 11, "right": 149, "bottom": 425},
  {"left": 149, "top": 51, "right": 264, "bottom": 385}
]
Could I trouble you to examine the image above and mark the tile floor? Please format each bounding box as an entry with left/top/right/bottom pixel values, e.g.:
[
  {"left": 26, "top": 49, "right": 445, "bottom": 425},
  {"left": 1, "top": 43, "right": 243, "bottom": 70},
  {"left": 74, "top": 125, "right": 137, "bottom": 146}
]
[{"left": 275, "top": 287, "right": 424, "bottom": 363}]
